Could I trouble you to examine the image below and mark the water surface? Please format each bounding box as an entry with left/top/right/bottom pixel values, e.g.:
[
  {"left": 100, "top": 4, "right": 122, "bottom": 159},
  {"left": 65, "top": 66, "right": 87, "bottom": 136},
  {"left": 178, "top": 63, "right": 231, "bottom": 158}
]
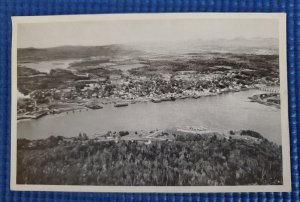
[
  {"left": 19, "top": 59, "right": 82, "bottom": 73},
  {"left": 17, "top": 90, "right": 282, "bottom": 144}
]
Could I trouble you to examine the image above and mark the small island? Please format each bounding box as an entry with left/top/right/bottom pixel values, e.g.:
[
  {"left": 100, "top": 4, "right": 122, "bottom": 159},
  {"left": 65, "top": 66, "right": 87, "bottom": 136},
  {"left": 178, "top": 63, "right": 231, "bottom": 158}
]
[{"left": 248, "top": 92, "right": 280, "bottom": 108}]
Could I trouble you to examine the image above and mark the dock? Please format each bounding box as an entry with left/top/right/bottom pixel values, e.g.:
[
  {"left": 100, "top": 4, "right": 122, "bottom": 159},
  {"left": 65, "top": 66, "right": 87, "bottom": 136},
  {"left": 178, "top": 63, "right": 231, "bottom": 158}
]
[{"left": 17, "top": 111, "right": 48, "bottom": 120}]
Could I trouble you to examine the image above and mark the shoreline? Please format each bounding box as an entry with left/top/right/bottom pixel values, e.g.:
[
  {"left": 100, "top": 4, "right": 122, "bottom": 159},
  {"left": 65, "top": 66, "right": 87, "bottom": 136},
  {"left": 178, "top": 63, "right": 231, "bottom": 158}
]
[
  {"left": 17, "top": 86, "right": 258, "bottom": 121},
  {"left": 17, "top": 125, "right": 281, "bottom": 146},
  {"left": 248, "top": 93, "right": 280, "bottom": 109}
]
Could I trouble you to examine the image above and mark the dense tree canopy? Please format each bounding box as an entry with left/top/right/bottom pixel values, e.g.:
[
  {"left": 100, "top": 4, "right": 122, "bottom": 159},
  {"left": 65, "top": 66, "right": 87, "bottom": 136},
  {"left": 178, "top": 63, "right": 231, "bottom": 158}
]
[{"left": 17, "top": 132, "right": 282, "bottom": 186}]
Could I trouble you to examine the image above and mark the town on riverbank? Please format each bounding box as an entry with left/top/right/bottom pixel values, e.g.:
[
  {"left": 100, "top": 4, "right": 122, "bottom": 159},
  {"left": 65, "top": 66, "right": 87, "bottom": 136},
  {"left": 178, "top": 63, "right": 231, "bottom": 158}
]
[{"left": 17, "top": 49, "right": 281, "bottom": 120}]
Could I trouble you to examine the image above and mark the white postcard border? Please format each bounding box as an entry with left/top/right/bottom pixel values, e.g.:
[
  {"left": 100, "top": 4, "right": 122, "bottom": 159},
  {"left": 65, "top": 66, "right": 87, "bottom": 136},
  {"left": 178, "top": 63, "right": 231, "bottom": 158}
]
[{"left": 10, "top": 13, "right": 291, "bottom": 193}]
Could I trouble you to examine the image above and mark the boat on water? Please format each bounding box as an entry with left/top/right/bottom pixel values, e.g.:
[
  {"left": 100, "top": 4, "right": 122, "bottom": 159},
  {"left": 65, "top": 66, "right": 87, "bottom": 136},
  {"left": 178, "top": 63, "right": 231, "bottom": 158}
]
[
  {"left": 161, "top": 97, "right": 171, "bottom": 102},
  {"left": 151, "top": 98, "right": 162, "bottom": 103},
  {"left": 88, "top": 105, "right": 103, "bottom": 109},
  {"left": 85, "top": 103, "right": 103, "bottom": 109},
  {"left": 114, "top": 102, "right": 129, "bottom": 107}
]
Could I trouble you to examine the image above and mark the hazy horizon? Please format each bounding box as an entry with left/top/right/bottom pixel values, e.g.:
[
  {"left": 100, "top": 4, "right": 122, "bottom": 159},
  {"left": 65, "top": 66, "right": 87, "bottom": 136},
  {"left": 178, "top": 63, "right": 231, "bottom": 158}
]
[
  {"left": 18, "top": 36, "right": 278, "bottom": 49},
  {"left": 17, "top": 19, "right": 279, "bottom": 49}
]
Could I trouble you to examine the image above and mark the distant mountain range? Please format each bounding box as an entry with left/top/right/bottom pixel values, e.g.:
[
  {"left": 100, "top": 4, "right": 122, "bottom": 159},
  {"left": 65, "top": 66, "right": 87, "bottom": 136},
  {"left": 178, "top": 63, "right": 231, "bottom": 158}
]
[
  {"left": 128, "top": 37, "right": 279, "bottom": 55},
  {"left": 18, "top": 37, "right": 278, "bottom": 62},
  {"left": 17, "top": 45, "right": 143, "bottom": 62}
]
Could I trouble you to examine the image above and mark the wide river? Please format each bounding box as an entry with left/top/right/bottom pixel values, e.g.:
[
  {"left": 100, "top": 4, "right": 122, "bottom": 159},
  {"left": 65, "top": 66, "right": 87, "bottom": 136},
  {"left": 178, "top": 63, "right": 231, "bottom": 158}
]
[{"left": 17, "top": 89, "right": 282, "bottom": 144}]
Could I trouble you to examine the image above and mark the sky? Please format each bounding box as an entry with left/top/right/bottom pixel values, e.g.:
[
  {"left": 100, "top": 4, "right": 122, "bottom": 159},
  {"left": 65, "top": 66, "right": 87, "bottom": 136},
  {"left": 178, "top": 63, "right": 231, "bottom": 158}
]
[{"left": 17, "top": 18, "right": 278, "bottom": 48}]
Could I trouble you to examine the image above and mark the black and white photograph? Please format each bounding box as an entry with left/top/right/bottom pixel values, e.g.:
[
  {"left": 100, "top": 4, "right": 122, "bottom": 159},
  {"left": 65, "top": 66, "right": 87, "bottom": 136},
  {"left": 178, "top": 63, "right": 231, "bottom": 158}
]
[{"left": 11, "top": 13, "right": 290, "bottom": 192}]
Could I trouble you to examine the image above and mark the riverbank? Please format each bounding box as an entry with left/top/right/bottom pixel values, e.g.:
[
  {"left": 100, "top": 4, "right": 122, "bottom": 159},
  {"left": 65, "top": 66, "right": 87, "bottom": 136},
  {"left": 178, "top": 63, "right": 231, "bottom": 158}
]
[
  {"left": 248, "top": 92, "right": 280, "bottom": 108},
  {"left": 17, "top": 129, "right": 282, "bottom": 186},
  {"left": 17, "top": 86, "right": 256, "bottom": 121},
  {"left": 17, "top": 103, "right": 88, "bottom": 120},
  {"left": 18, "top": 50, "right": 280, "bottom": 123},
  {"left": 17, "top": 89, "right": 282, "bottom": 144}
]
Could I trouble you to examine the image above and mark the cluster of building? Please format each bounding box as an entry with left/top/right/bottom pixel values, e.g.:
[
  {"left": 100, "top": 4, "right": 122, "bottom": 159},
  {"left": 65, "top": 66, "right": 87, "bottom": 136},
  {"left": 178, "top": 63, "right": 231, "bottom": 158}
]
[{"left": 17, "top": 64, "right": 279, "bottom": 117}]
